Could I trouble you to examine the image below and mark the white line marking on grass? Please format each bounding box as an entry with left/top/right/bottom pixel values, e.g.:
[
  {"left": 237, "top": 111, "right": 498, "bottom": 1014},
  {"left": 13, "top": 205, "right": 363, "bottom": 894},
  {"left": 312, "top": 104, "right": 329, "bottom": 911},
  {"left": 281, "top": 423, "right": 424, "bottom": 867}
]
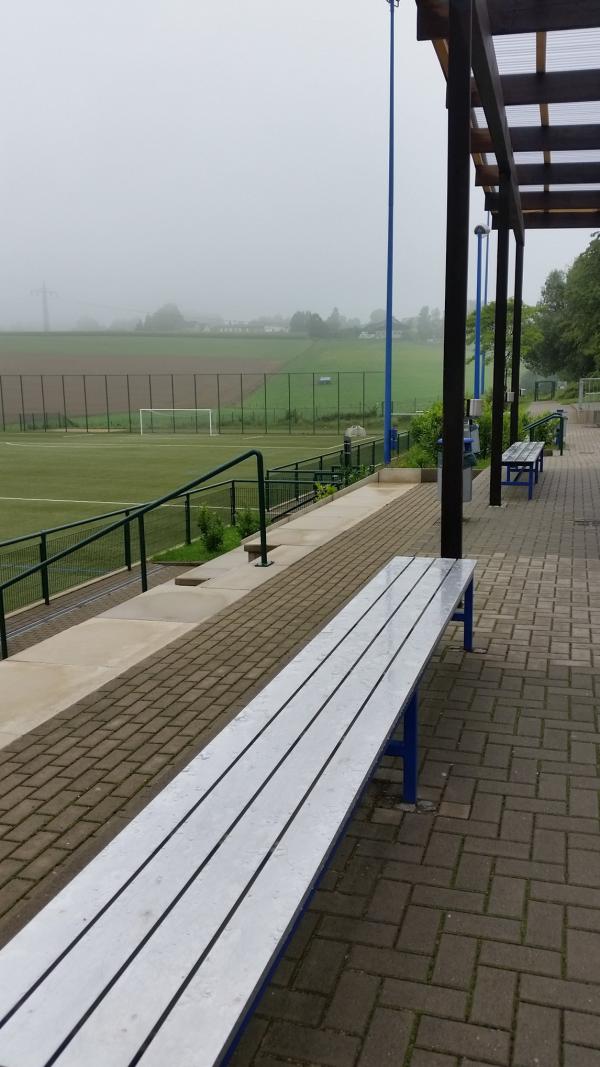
[{"left": 0, "top": 496, "right": 145, "bottom": 506}]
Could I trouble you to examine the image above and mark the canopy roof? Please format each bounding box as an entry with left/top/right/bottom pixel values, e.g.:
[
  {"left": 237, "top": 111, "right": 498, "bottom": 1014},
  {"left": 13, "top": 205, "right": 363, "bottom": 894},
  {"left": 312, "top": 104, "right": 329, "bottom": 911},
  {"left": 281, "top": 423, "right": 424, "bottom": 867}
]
[{"left": 417, "top": 0, "right": 600, "bottom": 234}]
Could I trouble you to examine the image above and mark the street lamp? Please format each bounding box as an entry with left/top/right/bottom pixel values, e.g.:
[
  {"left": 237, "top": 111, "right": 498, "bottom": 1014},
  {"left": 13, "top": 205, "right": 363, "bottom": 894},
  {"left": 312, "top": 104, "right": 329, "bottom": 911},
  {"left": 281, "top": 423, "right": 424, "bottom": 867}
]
[
  {"left": 473, "top": 224, "right": 490, "bottom": 400},
  {"left": 383, "top": 0, "right": 399, "bottom": 465}
]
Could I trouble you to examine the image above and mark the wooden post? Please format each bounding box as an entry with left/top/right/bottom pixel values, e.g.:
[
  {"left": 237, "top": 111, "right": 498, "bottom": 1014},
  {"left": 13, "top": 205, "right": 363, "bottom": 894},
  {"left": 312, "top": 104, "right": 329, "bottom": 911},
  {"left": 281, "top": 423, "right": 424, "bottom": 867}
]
[{"left": 440, "top": 0, "right": 472, "bottom": 559}]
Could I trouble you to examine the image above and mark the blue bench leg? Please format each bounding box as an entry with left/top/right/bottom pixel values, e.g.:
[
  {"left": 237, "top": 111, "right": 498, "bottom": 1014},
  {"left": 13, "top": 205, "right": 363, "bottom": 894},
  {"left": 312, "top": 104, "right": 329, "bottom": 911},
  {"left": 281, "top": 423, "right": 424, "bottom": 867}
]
[
  {"left": 403, "top": 689, "right": 418, "bottom": 805},
  {"left": 463, "top": 579, "right": 474, "bottom": 652},
  {"left": 528, "top": 467, "right": 533, "bottom": 500}
]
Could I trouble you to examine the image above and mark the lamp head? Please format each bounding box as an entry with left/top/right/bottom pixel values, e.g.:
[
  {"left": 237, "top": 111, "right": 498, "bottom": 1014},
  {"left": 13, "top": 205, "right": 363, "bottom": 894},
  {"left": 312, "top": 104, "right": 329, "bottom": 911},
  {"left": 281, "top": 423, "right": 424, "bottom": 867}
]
[{"left": 474, "top": 224, "right": 490, "bottom": 236}]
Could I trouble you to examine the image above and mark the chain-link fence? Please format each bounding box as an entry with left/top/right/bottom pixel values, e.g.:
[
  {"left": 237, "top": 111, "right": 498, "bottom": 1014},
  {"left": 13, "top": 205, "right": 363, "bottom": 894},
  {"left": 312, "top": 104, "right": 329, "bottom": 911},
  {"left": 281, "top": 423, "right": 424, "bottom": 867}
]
[{"left": 0, "top": 372, "right": 436, "bottom": 435}]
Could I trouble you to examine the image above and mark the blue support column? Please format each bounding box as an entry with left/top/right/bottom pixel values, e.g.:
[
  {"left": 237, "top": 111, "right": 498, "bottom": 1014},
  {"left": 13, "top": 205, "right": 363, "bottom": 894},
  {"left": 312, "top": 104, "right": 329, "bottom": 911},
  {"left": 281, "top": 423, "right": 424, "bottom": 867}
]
[
  {"left": 402, "top": 690, "right": 418, "bottom": 804},
  {"left": 383, "top": 0, "right": 399, "bottom": 466}
]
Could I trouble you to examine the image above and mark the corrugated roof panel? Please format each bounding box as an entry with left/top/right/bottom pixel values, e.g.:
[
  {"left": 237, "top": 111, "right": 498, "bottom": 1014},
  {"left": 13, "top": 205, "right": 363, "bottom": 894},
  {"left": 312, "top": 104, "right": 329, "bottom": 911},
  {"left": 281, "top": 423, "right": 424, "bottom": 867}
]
[{"left": 493, "top": 33, "right": 536, "bottom": 75}]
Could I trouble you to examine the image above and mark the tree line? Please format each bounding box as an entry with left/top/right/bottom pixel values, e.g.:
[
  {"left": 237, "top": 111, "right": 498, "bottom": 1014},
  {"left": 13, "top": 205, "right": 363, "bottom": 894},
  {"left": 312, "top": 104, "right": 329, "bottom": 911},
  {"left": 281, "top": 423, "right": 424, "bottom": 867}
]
[{"left": 467, "top": 232, "right": 600, "bottom": 382}]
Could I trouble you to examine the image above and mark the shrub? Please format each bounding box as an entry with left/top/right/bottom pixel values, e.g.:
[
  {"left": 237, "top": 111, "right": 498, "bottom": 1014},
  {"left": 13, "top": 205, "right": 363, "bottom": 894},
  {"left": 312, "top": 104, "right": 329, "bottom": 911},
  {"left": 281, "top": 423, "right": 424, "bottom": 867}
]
[
  {"left": 236, "top": 507, "right": 261, "bottom": 539},
  {"left": 407, "top": 402, "right": 443, "bottom": 466},
  {"left": 197, "top": 505, "right": 212, "bottom": 537},
  {"left": 203, "top": 513, "right": 225, "bottom": 552},
  {"left": 315, "top": 482, "right": 337, "bottom": 500}
]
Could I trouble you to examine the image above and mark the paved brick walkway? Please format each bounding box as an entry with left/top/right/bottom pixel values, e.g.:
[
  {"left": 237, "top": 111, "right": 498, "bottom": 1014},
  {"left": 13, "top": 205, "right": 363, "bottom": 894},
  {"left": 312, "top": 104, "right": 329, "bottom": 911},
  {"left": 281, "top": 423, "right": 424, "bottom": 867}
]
[{"left": 1, "top": 423, "right": 599, "bottom": 1066}]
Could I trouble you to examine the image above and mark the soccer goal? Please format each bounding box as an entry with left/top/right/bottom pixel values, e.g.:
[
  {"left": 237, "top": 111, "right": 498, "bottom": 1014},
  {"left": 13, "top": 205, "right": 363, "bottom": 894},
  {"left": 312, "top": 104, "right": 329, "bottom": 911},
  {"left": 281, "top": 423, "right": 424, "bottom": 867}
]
[{"left": 139, "top": 409, "right": 217, "bottom": 435}]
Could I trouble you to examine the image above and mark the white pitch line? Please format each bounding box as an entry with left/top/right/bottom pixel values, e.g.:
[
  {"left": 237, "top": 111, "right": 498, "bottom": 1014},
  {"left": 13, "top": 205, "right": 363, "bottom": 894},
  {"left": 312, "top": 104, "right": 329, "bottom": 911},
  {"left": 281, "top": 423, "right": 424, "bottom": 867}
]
[{"left": 0, "top": 496, "right": 145, "bottom": 506}]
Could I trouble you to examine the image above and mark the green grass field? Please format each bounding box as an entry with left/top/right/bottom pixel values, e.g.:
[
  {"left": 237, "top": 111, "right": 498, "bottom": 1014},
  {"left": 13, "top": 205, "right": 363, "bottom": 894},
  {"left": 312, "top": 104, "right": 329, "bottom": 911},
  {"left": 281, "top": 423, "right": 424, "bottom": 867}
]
[{"left": 0, "top": 432, "right": 351, "bottom": 540}]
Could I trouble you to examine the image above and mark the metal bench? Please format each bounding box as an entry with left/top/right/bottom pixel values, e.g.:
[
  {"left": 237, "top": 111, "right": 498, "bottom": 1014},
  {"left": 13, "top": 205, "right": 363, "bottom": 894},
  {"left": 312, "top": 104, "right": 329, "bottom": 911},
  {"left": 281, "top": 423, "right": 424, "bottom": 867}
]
[
  {"left": 502, "top": 440, "right": 545, "bottom": 500},
  {"left": 0, "top": 555, "right": 475, "bottom": 1067}
]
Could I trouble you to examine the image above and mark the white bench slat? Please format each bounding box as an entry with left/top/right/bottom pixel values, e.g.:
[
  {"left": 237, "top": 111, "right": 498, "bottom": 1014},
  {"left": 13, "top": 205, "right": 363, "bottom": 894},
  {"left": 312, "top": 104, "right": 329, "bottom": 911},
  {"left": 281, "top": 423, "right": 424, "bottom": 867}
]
[
  {"left": 0, "top": 559, "right": 449, "bottom": 1066},
  {"left": 138, "top": 560, "right": 475, "bottom": 1067},
  {"left": 0, "top": 557, "right": 413, "bottom": 1009},
  {"left": 0, "top": 557, "right": 475, "bottom": 1067},
  {"left": 502, "top": 441, "right": 543, "bottom": 463}
]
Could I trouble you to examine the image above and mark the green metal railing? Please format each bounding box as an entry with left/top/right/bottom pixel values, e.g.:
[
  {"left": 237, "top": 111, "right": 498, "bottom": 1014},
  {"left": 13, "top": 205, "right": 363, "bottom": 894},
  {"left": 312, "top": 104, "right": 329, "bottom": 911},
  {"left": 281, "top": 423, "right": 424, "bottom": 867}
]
[
  {"left": 524, "top": 409, "right": 567, "bottom": 457},
  {"left": 0, "top": 450, "right": 272, "bottom": 659}
]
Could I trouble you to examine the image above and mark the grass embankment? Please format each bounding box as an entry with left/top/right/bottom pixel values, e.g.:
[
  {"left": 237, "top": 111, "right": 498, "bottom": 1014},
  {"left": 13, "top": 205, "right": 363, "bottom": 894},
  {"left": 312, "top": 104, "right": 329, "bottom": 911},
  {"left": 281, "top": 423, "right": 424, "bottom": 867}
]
[{"left": 153, "top": 525, "right": 242, "bottom": 564}]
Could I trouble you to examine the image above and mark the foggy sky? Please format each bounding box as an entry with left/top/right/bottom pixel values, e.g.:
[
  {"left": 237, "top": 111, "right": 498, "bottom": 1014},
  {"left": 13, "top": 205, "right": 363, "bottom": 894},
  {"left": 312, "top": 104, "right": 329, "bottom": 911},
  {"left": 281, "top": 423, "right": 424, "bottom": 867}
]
[{"left": 1, "top": 1, "right": 595, "bottom": 329}]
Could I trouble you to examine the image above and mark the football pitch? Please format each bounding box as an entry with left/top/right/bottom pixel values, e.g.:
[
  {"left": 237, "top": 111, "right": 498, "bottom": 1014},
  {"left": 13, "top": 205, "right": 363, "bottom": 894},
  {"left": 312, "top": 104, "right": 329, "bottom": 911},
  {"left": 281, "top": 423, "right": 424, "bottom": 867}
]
[{"left": 0, "top": 432, "right": 350, "bottom": 541}]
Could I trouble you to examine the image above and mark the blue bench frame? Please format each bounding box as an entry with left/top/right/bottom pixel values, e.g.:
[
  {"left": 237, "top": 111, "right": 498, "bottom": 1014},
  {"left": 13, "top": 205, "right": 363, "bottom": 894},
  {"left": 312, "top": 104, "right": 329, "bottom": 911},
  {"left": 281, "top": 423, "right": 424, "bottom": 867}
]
[
  {"left": 502, "top": 446, "right": 544, "bottom": 500},
  {"left": 384, "top": 576, "right": 473, "bottom": 804}
]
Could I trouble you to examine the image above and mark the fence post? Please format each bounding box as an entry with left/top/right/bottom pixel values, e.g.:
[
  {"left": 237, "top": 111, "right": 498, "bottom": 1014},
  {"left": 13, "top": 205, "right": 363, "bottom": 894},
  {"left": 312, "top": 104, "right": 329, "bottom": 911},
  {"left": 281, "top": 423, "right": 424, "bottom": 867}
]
[
  {"left": 41, "top": 375, "right": 47, "bottom": 431},
  {"left": 255, "top": 452, "right": 270, "bottom": 568},
  {"left": 372, "top": 440, "right": 376, "bottom": 466},
  {"left": 578, "top": 379, "right": 584, "bottom": 404},
  {"left": 138, "top": 514, "right": 148, "bottom": 592},
  {"left": 0, "top": 589, "right": 7, "bottom": 659},
  {"left": 265, "top": 470, "right": 270, "bottom": 512},
  {"left": 83, "top": 376, "right": 89, "bottom": 433},
  {"left": 104, "top": 375, "right": 110, "bottom": 433},
  {"left": 185, "top": 494, "right": 192, "bottom": 544},
  {"left": 124, "top": 511, "right": 132, "bottom": 570},
  {"left": 39, "top": 533, "right": 50, "bottom": 605},
  {"left": 295, "top": 462, "right": 299, "bottom": 502},
  {"left": 230, "top": 482, "right": 236, "bottom": 526}
]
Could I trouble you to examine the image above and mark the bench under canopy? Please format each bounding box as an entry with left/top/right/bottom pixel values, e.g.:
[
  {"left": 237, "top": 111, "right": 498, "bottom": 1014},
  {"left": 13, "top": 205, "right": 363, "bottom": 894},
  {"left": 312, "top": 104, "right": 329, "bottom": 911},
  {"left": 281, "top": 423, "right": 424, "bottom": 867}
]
[{"left": 0, "top": 555, "right": 475, "bottom": 1067}]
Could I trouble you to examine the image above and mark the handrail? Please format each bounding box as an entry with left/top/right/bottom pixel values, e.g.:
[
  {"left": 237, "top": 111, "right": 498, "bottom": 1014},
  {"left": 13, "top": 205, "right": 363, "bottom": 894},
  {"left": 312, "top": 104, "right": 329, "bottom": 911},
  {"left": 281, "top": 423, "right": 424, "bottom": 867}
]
[
  {"left": 523, "top": 409, "right": 567, "bottom": 457},
  {"left": 0, "top": 450, "right": 270, "bottom": 659}
]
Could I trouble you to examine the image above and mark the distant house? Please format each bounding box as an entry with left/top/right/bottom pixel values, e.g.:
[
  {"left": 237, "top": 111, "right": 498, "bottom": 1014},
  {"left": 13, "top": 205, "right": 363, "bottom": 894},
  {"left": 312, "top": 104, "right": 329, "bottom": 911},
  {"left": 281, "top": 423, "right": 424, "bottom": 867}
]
[
  {"left": 360, "top": 316, "right": 405, "bottom": 340},
  {"left": 264, "top": 325, "right": 289, "bottom": 334}
]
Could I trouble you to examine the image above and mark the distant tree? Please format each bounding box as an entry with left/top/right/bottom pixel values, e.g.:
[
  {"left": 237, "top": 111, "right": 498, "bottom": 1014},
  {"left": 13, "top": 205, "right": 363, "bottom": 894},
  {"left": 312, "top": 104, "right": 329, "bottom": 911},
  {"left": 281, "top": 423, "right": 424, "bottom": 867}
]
[
  {"left": 144, "top": 303, "right": 187, "bottom": 332},
  {"left": 563, "top": 235, "right": 600, "bottom": 373},
  {"left": 75, "top": 315, "right": 102, "bottom": 331},
  {"left": 308, "top": 313, "right": 329, "bottom": 339},
  {"left": 369, "top": 308, "right": 386, "bottom": 323},
  {"left": 109, "top": 317, "right": 141, "bottom": 332},
  {"left": 416, "top": 306, "right": 431, "bottom": 342},
  {"left": 524, "top": 271, "right": 575, "bottom": 377},
  {"left": 327, "top": 307, "right": 342, "bottom": 332},
  {"left": 466, "top": 300, "right": 541, "bottom": 375},
  {"left": 430, "top": 307, "right": 443, "bottom": 341},
  {"left": 289, "top": 310, "right": 312, "bottom": 334}
]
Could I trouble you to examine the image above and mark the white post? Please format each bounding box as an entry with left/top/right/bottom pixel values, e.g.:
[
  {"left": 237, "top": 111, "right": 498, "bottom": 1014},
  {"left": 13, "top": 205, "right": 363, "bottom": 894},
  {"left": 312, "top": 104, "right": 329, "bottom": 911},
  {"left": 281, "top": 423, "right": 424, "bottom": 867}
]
[{"left": 579, "top": 379, "right": 584, "bottom": 405}]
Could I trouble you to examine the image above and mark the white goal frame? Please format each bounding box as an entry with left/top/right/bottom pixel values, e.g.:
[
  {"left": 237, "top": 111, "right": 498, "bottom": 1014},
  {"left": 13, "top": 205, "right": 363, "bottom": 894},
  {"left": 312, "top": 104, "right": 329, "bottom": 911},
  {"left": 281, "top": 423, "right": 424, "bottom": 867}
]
[{"left": 139, "top": 409, "right": 217, "bottom": 435}]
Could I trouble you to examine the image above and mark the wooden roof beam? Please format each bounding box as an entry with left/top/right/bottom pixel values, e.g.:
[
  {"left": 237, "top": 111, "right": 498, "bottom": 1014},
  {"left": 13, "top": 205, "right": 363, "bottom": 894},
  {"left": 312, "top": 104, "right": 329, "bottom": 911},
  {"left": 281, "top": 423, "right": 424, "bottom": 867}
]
[
  {"left": 477, "top": 161, "right": 600, "bottom": 185},
  {"left": 470, "top": 0, "right": 524, "bottom": 242},
  {"left": 472, "top": 70, "right": 600, "bottom": 108},
  {"left": 471, "top": 124, "right": 600, "bottom": 154},
  {"left": 418, "top": 0, "right": 600, "bottom": 39},
  {"left": 500, "top": 211, "right": 600, "bottom": 230},
  {"left": 486, "top": 190, "right": 600, "bottom": 212}
]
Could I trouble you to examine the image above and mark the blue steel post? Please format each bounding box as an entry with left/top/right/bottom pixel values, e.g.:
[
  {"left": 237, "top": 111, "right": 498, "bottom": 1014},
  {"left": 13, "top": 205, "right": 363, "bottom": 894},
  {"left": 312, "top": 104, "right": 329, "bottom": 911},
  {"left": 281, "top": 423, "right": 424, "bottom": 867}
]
[
  {"left": 481, "top": 211, "right": 491, "bottom": 395},
  {"left": 473, "top": 229, "right": 483, "bottom": 399},
  {"left": 383, "top": 0, "right": 398, "bottom": 466}
]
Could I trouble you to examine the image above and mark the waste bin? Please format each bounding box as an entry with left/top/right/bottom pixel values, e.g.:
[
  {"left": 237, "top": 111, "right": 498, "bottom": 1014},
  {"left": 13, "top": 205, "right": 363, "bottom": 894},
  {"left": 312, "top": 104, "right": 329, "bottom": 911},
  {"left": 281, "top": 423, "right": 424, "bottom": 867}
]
[
  {"left": 437, "top": 436, "right": 476, "bottom": 503},
  {"left": 390, "top": 425, "right": 398, "bottom": 452}
]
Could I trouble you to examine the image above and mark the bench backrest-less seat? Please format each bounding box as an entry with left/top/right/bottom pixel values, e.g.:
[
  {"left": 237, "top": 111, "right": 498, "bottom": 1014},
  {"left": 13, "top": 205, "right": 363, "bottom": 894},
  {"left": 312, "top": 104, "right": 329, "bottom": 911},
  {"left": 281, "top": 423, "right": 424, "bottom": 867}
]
[{"left": 0, "top": 555, "right": 475, "bottom": 1067}]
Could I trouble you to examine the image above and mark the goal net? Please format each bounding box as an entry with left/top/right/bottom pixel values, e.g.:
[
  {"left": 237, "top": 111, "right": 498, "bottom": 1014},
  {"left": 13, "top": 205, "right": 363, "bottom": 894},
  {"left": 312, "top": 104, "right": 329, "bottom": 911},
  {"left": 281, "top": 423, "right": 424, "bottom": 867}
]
[{"left": 139, "top": 409, "right": 216, "bottom": 435}]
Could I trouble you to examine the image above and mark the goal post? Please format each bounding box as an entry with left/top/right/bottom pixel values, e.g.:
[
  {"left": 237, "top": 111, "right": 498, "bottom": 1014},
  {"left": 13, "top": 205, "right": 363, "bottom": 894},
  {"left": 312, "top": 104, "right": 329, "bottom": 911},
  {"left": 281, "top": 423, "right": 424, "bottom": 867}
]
[{"left": 138, "top": 409, "right": 216, "bottom": 435}]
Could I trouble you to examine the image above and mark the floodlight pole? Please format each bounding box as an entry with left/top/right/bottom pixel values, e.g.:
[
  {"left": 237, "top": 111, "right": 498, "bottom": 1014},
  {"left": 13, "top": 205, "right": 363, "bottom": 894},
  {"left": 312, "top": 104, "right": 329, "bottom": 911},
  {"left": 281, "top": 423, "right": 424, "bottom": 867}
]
[
  {"left": 473, "top": 224, "right": 489, "bottom": 400},
  {"left": 481, "top": 210, "right": 491, "bottom": 395},
  {"left": 383, "top": 0, "right": 399, "bottom": 466}
]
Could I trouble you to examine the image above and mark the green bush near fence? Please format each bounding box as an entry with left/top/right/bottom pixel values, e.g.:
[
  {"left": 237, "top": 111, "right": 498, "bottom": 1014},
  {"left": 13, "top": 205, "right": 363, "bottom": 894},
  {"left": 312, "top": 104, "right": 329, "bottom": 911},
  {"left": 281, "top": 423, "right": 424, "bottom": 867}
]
[{"left": 393, "top": 399, "right": 555, "bottom": 469}]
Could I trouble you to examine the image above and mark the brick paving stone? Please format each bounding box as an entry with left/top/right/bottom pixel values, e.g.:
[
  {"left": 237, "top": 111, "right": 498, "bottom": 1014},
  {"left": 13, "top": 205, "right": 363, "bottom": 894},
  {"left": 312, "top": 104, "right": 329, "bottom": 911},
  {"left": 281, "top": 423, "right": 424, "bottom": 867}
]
[
  {"left": 417, "top": 1016, "right": 510, "bottom": 1064},
  {"left": 358, "top": 1007, "right": 412, "bottom": 1066},
  {"left": 432, "top": 934, "right": 477, "bottom": 990},
  {"left": 513, "top": 1002, "right": 561, "bottom": 1067},
  {"left": 470, "top": 966, "right": 517, "bottom": 1030}
]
